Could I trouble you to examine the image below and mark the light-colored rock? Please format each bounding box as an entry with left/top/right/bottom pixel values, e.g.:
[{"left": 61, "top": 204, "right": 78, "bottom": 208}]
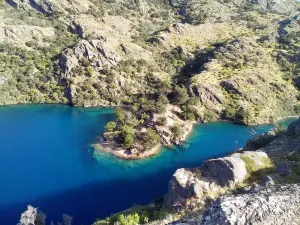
[
  {"left": 60, "top": 39, "right": 121, "bottom": 75},
  {"left": 164, "top": 154, "right": 248, "bottom": 207},
  {"left": 200, "top": 156, "right": 247, "bottom": 187},
  {"left": 201, "top": 184, "right": 300, "bottom": 225},
  {"left": 17, "top": 205, "right": 46, "bottom": 225}
]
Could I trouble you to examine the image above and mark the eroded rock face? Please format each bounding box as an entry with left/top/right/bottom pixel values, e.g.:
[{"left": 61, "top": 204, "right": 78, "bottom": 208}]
[
  {"left": 247, "top": 0, "right": 297, "bottom": 14},
  {"left": 8, "top": 0, "right": 54, "bottom": 15},
  {"left": 200, "top": 157, "right": 247, "bottom": 187},
  {"left": 17, "top": 205, "right": 46, "bottom": 225},
  {"left": 243, "top": 130, "right": 277, "bottom": 151},
  {"left": 287, "top": 117, "right": 300, "bottom": 136},
  {"left": 164, "top": 154, "right": 249, "bottom": 207},
  {"left": 60, "top": 39, "right": 121, "bottom": 75},
  {"left": 201, "top": 184, "right": 300, "bottom": 225}
]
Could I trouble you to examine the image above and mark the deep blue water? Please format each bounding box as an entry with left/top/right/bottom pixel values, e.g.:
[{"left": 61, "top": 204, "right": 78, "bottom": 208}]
[{"left": 0, "top": 105, "right": 295, "bottom": 225}]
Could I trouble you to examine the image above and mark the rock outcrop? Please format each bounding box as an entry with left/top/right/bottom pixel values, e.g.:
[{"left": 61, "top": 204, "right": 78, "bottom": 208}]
[
  {"left": 247, "top": 0, "right": 297, "bottom": 14},
  {"left": 201, "top": 184, "right": 300, "bottom": 225},
  {"left": 164, "top": 151, "right": 269, "bottom": 207}
]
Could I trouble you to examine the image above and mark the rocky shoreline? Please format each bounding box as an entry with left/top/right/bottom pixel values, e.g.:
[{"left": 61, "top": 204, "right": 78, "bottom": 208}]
[
  {"left": 92, "top": 140, "right": 161, "bottom": 160},
  {"left": 20, "top": 117, "right": 300, "bottom": 225}
]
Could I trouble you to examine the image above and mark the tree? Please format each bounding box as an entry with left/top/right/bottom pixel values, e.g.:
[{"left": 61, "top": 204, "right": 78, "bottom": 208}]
[
  {"left": 105, "top": 121, "right": 117, "bottom": 132},
  {"left": 173, "top": 86, "right": 189, "bottom": 105},
  {"left": 116, "top": 108, "right": 126, "bottom": 124},
  {"left": 171, "top": 123, "right": 182, "bottom": 138},
  {"left": 120, "top": 125, "right": 135, "bottom": 148},
  {"left": 143, "top": 129, "right": 160, "bottom": 148},
  {"left": 117, "top": 213, "right": 140, "bottom": 225},
  {"left": 156, "top": 95, "right": 169, "bottom": 113}
]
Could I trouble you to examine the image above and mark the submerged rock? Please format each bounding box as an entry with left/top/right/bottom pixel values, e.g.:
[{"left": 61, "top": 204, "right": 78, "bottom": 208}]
[{"left": 17, "top": 205, "right": 46, "bottom": 225}]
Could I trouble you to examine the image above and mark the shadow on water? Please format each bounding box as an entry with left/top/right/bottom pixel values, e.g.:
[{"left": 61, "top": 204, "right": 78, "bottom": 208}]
[{"left": 0, "top": 171, "right": 173, "bottom": 225}]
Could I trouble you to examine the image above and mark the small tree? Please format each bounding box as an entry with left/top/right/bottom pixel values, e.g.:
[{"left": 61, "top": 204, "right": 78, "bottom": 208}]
[
  {"left": 171, "top": 123, "right": 182, "bottom": 138},
  {"left": 117, "top": 213, "right": 140, "bottom": 225},
  {"left": 143, "top": 129, "right": 160, "bottom": 148},
  {"left": 120, "top": 125, "right": 135, "bottom": 149},
  {"left": 156, "top": 95, "right": 169, "bottom": 113},
  {"left": 173, "top": 86, "right": 189, "bottom": 105},
  {"left": 105, "top": 121, "right": 117, "bottom": 132}
]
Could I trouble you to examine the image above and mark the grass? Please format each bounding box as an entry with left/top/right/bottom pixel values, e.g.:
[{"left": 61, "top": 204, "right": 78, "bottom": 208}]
[{"left": 240, "top": 154, "right": 275, "bottom": 184}]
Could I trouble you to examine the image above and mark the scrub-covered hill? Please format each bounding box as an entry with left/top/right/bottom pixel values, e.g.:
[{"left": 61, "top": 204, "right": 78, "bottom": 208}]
[{"left": 1, "top": 0, "right": 300, "bottom": 155}]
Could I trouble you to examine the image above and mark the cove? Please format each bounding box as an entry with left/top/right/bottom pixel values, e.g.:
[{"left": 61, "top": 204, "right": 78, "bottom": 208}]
[{"left": 0, "top": 105, "right": 294, "bottom": 225}]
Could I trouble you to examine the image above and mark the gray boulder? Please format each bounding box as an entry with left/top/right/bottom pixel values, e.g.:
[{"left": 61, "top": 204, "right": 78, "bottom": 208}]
[
  {"left": 200, "top": 157, "right": 247, "bottom": 187},
  {"left": 201, "top": 184, "right": 300, "bottom": 225},
  {"left": 243, "top": 130, "right": 277, "bottom": 151},
  {"left": 287, "top": 118, "right": 300, "bottom": 136},
  {"left": 164, "top": 168, "right": 204, "bottom": 207},
  {"left": 164, "top": 156, "right": 247, "bottom": 207}
]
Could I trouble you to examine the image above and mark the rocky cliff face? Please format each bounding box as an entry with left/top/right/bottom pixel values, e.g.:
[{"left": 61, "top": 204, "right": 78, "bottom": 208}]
[{"left": 200, "top": 184, "right": 300, "bottom": 225}]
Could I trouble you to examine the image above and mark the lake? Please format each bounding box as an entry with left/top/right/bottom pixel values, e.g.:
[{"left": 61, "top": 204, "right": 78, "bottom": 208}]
[{"left": 0, "top": 104, "right": 294, "bottom": 225}]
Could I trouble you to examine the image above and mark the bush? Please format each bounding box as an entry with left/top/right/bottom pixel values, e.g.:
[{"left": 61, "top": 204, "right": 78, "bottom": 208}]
[
  {"left": 157, "top": 117, "right": 167, "bottom": 125},
  {"left": 156, "top": 95, "right": 169, "bottom": 113},
  {"left": 117, "top": 213, "right": 140, "bottom": 225},
  {"left": 173, "top": 86, "right": 189, "bottom": 105},
  {"left": 171, "top": 123, "right": 182, "bottom": 138},
  {"left": 143, "top": 129, "right": 160, "bottom": 148},
  {"left": 105, "top": 121, "right": 117, "bottom": 132},
  {"left": 120, "top": 125, "right": 135, "bottom": 148}
]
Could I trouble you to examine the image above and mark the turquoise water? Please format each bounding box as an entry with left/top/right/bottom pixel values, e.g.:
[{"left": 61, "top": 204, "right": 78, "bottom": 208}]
[{"left": 0, "top": 105, "right": 294, "bottom": 225}]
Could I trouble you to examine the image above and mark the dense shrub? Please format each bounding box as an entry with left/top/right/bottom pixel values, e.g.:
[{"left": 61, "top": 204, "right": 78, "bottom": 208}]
[
  {"left": 173, "top": 86, "right": 189, "bottom": 105},
  {"left": 143, "top": 129, "right": 160, "bottom": 148},
  {"left": 119, "top": 125, "right": 135, "bottom": 148},
  {"left": 105, "top": 121, "right": 117, "bottom": 132}
]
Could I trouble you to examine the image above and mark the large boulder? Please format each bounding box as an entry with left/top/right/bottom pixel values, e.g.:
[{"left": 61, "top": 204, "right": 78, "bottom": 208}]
[
  {"left": 200, "top": 156, "right": 247, "bottom": 187},
  {"left": 243, "top": 130, "right": 277, "bottom": 151},
  {"left": 164, "top": 155, "right": 248, "bottom": 207},
  {"left": 287, "top": 118, "right": 300, "bottom": 136},
  {"left": 201, "top": 184, "right": 300, "bottom": 225},
  {"left": 17, "top": 205, "right": 46, "bottom": 225},
  {"left": 164, "top": 168, "right": 203, "bottom": 207}
]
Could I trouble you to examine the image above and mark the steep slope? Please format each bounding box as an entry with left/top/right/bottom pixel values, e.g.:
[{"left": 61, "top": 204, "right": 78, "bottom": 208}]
[{"left": 0, "top": 0, "right": 300, "bottom": 156}]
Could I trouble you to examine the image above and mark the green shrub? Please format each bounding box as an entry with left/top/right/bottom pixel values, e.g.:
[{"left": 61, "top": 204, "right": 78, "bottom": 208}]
[
  {"left": 156, "top": 95, "right": 169, "bottom": 113},
  {"left": 143, "top": 129, "right": 160, "bottom": 148},
  {"left": 157, "top": 117, "right": 167, "bottom": 125},
  {"left": 105, "top": 121, "right": 117, "bottom": 132},
  {"left": 171, "top": 123, "right": 182, "bottom": 138},
  {"left": 117, "top": 213, "right": 140, "bottom": 225},
  {"left": 120, "top": 125, "right": 135, "bottom": 148},
  {"left": 173, "top": 86, "right": 189, "bottom": 105}
]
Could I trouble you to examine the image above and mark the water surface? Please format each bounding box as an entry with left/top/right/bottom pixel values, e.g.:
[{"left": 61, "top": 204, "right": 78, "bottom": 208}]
[{"left": 0, "top": 105, "right": 294, "bottom": 224}]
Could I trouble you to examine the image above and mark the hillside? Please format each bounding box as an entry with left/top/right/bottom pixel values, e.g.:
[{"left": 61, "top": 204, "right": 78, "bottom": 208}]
[{"left": 1, "top": 0, "right": 300, "bottom": 157}]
